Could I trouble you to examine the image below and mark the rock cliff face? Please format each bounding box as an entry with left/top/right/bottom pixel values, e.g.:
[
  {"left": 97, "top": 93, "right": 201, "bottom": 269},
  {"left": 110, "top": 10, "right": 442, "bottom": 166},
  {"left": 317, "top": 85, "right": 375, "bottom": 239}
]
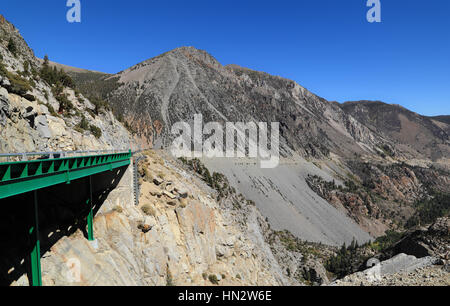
[
  {"left": 1, "top": 15, "right": 301, "bottom": 287},
  {"left": 99, "top": 47, "right": 390, "bottom": 158},
  {"left": 333, "top": 218, "right": 450, "bottom": 286},
  {"left": 202, "top": 157, "right": 373, "bottom": 246},
  {"left": 0, "top": 17, "right": 131, "bottom": 154},
  {"left": 12, "top": 151, "right": 298, "bottom": 286},
  {"left": 387, "top": 217, "right": 450, "bottom": 260},
  {"left": 340, "top": 101, "right": 450, "bottom": 162},
  {"left": 0, "top": 87, "right": 131, "bottom": 153},
  {"left": 72, "top": 45, "right": 449, "bottom": 243},
  {"left": 333, "top": 254, "right": 448, "bottom": 286},
  {"left": 98, "top": 46, "right": 450, "bottom": 164},
  {"left": 306, "top": 161, "right": 450, "bottom": 237},
  {"left": 1, "top": 14, "right": 449, "bottom": 286}
]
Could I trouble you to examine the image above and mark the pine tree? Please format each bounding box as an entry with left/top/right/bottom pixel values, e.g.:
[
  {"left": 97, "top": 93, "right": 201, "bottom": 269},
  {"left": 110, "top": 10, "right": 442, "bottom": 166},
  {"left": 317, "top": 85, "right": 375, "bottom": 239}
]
[
  {"left": 7, "top": 38, "right": 17, "bottom": 55},
  {"left": 43, "top": 55, "right": 49, "bottom": 67},
  {"left": 350, "top": 238, "right": 356, "bottom": 251},
  {"left": 24, "top": 61, "right": 28, "bottom": 71}
]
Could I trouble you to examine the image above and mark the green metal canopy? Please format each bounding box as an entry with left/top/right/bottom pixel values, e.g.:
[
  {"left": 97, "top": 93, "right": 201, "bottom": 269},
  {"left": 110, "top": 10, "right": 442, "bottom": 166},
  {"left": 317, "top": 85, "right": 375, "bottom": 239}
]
[
  {"left": 0, "top": 151, "right": 132, "bottom": 199},
  {"left": 0, "top": 150, "right": 134, "bottom": 286}
]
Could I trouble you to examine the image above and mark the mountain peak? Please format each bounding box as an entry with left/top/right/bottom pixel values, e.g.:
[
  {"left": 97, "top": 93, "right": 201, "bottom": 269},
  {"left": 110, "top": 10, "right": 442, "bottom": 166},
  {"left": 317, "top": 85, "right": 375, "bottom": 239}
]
[
  {"left": 0, "top": 14, "right": 37, "bottom": 66},
  {"left": 116, "top": 46, "right": 223, "bottom": 78},
  {"left": 166, "top": 45, "right": 209, "bottom": 55}
]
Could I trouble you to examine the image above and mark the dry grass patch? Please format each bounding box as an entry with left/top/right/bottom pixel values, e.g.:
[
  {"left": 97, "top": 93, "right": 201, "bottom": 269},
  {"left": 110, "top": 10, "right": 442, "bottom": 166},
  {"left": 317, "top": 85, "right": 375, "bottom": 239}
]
[
  {"left": 179, "top": 198, "right": 188, "bottom": 208},
  {"left": 157, "top": 171, "right": 166, "bottom": 180},
  {"left": 112, "top": 205, "right": 123, "bottom": 213},
  {"left": 208, "top": 274, "right": 219, "bottom": 285},
  {"left": 144, "top": 150, "right": 165, "bottom": 165},
  {"left": 141, "top": 203, "right": 156, "bottom": 216}
]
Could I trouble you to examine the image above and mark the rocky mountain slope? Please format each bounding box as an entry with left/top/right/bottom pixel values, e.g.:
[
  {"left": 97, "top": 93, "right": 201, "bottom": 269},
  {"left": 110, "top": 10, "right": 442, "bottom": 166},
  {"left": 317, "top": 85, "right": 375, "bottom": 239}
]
[
  {"left": 306, "top": 161, "right": 450, "bottom": 236},
  {"left": 0, "top": 16, "right": 131, "bottom": 154},
  {"left": 1, "top": 14, "right": 449, "bottom": 286},
  {"left": 333, "top": 254, "right": 448, "bottom": 286},
  {"left": 0, "top": 15, "right": 335, "bottom": 286},
  {"left": 340, "top": 101, "right": 450, "bottom": 162},
  {"left": 80, "top": 46, "right": 449, "bottom": 163},
  {"left": 103, "top": 47, "right": 392, "bottom": 159},
  {"left": 202, "top": 157, "right": 372, "bottom": 245},
  {"left": 62, "top": 46, "right": 450, "bottom": 245},
  {"left": 333, "top": 217, "right": 449, "bottom": 286},
  {"left": 432, "top": 115, "right": 450, "bottom": 126},
  {"left": 10, "top": 150, "right": 338, "bottom": 286},
  {"left": 10, "top": 151, "right": 283, "bottom": 286}
]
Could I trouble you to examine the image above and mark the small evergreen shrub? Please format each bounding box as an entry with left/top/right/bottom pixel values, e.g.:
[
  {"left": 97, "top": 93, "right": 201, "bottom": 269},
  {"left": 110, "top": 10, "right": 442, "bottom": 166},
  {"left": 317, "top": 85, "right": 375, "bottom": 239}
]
[
  {"left": 89, "top": 96, "right": 110, "bottom": 114},
  {"left": 0, "top": 63, "right": 32, "bottom": 96},
  {"left": 208, "top": 274, "right": 219, "bottom": 285},
  {"left": 78, "top": 115, "right": 90, "bottom": 130},
  {"left": 89, "top": 124, "right": 102, "bottom": 138},
  {"left": 39, "top": 55, "right": 75, "bottom": 88},
  {"left": 7, "top": 38, "right": 17, "bottom": 56},
  {"left": 112, "top": 206, "right": 123, "bottom": 213},
  {"left": 141, "top": 204, "right": 156, "bottom": 216}
]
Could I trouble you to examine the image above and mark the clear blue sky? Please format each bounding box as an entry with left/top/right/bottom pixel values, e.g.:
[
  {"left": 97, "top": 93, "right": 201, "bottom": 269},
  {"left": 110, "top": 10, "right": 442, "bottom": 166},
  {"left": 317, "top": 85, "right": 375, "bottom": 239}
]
[{"left": 1, "top": 0, "right": 449, "bottom": 116}]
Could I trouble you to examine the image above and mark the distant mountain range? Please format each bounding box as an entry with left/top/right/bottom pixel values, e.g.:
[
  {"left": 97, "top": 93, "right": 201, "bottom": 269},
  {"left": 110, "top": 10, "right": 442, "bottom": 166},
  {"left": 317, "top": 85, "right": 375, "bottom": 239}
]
[
  {"left": 59, "top": 47, "right": 449, "bottom": 242},
  {"left": 60, "top": 47, "right": 449, "bottom": 163},
  {"left": 1, "top": 13, "right": 449, "bottom": 286}
]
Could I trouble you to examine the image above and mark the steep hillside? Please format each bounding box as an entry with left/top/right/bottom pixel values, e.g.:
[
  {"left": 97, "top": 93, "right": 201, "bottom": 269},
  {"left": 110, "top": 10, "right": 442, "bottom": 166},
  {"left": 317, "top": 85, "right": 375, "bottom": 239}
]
[
  {"left": 0, "top": 15, "right": 338, "bottom": 287},
  {"left": 340, "top": 101, "right": 450, "bottom": 162},
  {"left": 64, "top": 46, "right": 450, "bottom": 243},
  {"left": 101, "top": 47, "right": 390, "bottom": 158},
  {"left": 202, "top": 157, "right": 372, "bottom": 245},
  {"left": 102, "top": 47, "right": 449, "bottom": 163},
  {"left": 430, "top": 115, "right": 450, "bottom": 137},
  {"left": 431, "top": 115, "right": 450, "bottom": 125},
  {"left": 333, "top": 217, "right": 450, "bottom": 286},
  {"left": 1, "top": 14, "right": 448, "bottom": 286},
  {"left": 0, "top": 16, "right": 131, "bottom": 154},
  {"left": 10, "top": 150, "right": 338, "bottom": 286}
]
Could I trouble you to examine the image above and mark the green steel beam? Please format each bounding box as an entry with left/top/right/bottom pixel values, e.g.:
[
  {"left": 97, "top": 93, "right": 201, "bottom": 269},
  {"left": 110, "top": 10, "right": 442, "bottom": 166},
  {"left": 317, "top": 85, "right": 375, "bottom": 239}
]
[
  {"left": 0, "top": 152, "right": 131, "bottom": 200},
  {"left": 0, "top": 151, "right": 134, "bottom": 287},
  {"left": 87, "top": 176, "right": 94, "bottom": 241},
  {"left": 30, "top": 190, "right": 42, "bottom": 287}
]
